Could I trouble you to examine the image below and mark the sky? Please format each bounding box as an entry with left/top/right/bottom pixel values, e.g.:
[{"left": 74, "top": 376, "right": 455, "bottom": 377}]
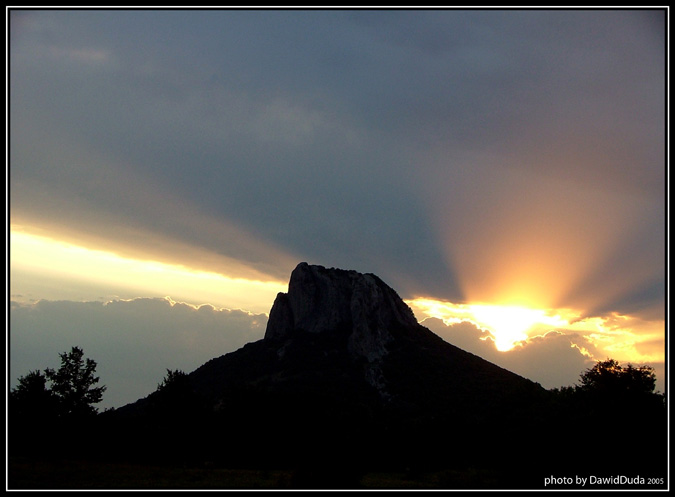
[{"left": 8, "top": 8, "right": 667, "bottom": 410}]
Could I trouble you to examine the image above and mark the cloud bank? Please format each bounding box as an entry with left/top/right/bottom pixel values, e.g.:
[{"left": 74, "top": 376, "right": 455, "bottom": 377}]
[
  {"left": 421, "top": 317, "right": 665, "bottom": 393},
  {"left": 9, "top": 298, "right": 267, "bottom": 409},
  {"left": 10, "top": 295, "right": 664, "bottom": 411}
]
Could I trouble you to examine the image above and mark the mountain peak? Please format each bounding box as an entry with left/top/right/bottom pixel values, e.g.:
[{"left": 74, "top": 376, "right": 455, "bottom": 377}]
[
  {"left": 111, "top": 262, "right": 552, "bottom": 481},
  {"left": 264, "top": 263, "right": 418, "bottom": 363}
]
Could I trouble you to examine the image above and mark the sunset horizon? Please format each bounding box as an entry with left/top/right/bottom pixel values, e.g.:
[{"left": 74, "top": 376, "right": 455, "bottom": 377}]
[
  {"left": 10, "top": 221, "right": 666, "bottom": 409},
  {"left": 9, "top": 8, "right": 666, "bottom": 418}
]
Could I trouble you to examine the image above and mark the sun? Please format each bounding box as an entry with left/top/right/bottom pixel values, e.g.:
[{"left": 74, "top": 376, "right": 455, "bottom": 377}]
[
  {"left": 407, "top": 298, "right": 570, "bottom": 352},
  {"left": 466, "top": 304, "right": 547, "bottom": 351}
]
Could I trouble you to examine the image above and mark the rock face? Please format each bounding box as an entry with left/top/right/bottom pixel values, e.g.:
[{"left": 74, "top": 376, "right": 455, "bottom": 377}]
[{"left": 265, "top": 262, "right": 418, "bottom": 363}]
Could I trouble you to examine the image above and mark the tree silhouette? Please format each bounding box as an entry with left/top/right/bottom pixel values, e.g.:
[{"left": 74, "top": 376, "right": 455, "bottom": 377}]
[
  {"left": 9, "top": 347, "right": 105, "bottom": 457},
  {"left": 546, "top": 358, "right": 666, "bottom": 476},
  {"left": 156, "top": 368, "right": 189, "bottom": 393},
  {"left": 9, "top": 370, "right": 59, "bottom": 422},
  {"left": 576, "top": 358, "right": 663, "bottom": 408},
  {"left": 44, "top": 346, "right": 106, "bottom": 418},
  {"left": 151, "top": 368, "right": 203, "bottom": 420}
]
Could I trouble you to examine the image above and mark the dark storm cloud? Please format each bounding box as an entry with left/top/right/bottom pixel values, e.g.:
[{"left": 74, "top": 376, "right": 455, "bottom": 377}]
[{"left": 10, "top": 9, "right": 665, "bottom": 313}]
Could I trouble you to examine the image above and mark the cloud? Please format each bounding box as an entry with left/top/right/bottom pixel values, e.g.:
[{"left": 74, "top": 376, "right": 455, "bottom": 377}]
[
  {"left": 9, "top": 298, "right": 268, "bottom": 409},
  {"left": 426, "top": 317, "right": 590, "bottom": 389},
  {"left": 9, "top": 10, "right": 665, "bottom": 369},
  {"left": 9, "top": 296, "right": 664, "bottom": 412},
  {"left": 421, "top": 317, "right": 665, "bottom": 393},
  {"left": 424, "top": 316, "right": 583, "bottom": 388}
]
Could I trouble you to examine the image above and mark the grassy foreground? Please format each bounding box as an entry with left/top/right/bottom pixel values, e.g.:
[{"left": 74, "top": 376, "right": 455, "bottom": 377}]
[{"left": 7, "top": 457, "right": 509, "bottom": 490}]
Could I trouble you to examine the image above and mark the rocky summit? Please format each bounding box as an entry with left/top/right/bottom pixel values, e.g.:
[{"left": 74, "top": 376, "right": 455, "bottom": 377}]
[
  {"left": 264, "top": 263, "right": 420, "bottom": 395},
  {"left": 260, "top": 263, "right": 542, "bottom": 404},
  {"left": 265, "top": 262, "right": 418, "bottom": 359}
]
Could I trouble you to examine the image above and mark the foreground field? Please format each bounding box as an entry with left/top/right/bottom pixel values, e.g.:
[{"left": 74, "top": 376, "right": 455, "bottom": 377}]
[{"left": 7, "top": 457, "right": 511, "bottom": 490}]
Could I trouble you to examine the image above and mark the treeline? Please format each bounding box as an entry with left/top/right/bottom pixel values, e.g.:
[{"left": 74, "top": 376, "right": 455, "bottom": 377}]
[{"left": 544, "top": 359, "right": 667, "bottom": 476}]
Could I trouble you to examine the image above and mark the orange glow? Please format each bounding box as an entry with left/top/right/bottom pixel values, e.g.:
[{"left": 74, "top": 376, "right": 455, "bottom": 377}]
[
  {"left": 407, "top": 297, "right": 664, "bottom": 364},
  {"left": 409, "top": 298, "right": 569, "bottom": 351},
  {"left": 421, "top": 162, "right": 658, "bottom": 314},
  {"left": 412, "top": 159, "right": 664, "bottom": 365}
]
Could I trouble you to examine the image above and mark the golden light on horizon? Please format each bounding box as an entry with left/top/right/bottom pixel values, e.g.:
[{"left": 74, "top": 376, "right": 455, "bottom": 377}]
[
  {"left": 10, "top": 227, "right": 287, "bottom": 314},
  {"left": 408, "top": 298, "right": 572, "bottom": 351},
  {"left": 466, "top": 304, "right": 560, "bottom": 351},
  {"left": 407, "top": 297, "right": 664, "bottom": 365},
  {"left": 10, "top": 225, "right": 663, "bottom": 367},
  {"left": 415, "top": 165, "right": 666, "bottom": 365}
]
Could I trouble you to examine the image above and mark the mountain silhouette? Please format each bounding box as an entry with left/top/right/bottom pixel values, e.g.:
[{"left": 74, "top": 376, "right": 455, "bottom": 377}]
[
  {"left": 14, "top": 262, "right": 664, "bottom": 489},
  {"left": 107, "top": 263, "right": 555, "bottom": 481}
]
